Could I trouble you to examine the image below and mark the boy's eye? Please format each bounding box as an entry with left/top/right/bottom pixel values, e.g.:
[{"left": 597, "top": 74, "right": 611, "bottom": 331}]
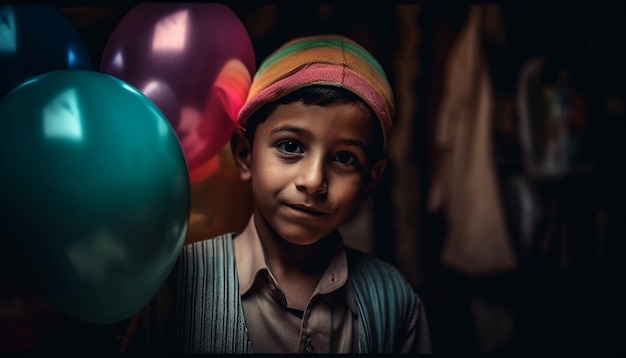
[
  {"left": 333, "top": 151, "right": 357, "bottom": 166},
  {"left": 277, "top": 140, "right": 303, "bottom": 154}
]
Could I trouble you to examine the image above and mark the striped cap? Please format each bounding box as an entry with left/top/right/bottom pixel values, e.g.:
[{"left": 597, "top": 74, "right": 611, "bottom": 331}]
[{"left": 237, "top": 34, "right": 395, "bottom": 148}]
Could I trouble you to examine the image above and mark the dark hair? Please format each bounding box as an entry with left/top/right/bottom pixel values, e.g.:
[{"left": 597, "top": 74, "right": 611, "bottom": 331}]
[{"left": 244, "top": 85, "right": 385, "bottom": 158}]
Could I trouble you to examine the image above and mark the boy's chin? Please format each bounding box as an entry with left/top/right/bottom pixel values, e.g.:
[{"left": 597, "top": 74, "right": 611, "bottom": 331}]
[{"left": 273, "top": 225, "right": 333, "bottom": 246}]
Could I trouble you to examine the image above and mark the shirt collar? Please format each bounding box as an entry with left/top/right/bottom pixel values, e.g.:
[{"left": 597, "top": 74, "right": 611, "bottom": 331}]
[
  {"left": 233, "top": 214, "right": 357, "bottom": 314},
  {"left": 233, "top": 215, "right": 268, "bottom": 296}
]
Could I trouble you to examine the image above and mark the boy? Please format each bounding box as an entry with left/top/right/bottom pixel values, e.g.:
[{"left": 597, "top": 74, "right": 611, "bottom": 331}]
[{"left": 123, "top": 34, "right": 432, "bottom": 354}]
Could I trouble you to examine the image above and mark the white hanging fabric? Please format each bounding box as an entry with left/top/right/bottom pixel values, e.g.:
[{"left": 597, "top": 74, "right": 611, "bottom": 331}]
[{"left": 428, "top": 4, "right": 518, "bottom": 275}]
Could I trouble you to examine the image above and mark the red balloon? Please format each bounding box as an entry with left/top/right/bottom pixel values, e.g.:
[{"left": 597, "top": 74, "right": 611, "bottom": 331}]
[{"left": 100, "top": 3, "right": 255, "bottom": 185}]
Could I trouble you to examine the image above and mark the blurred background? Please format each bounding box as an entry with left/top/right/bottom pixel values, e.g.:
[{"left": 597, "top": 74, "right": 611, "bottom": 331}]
[{"left": 2, "top": 2, "right": 625, "bottom": 355}]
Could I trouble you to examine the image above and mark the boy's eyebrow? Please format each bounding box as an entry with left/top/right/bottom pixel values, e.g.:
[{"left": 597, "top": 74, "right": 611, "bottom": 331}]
[
  {"left": 270, "top": 125, "right": 369, "bottom": 151},
  {"left": 338, "top": 138, "right": 368, "bottom": 151},
  {"left": 270, "top": 125, "right": 305, "bottom": 136}
]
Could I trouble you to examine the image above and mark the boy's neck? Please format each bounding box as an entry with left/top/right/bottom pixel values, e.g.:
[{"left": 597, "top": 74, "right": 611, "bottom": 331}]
[
  {"left": 253, "top": 215, "right": 340, "bottom": 310},
  {"left": 257, "top": 222, "right": 338, "bottom": 274}
]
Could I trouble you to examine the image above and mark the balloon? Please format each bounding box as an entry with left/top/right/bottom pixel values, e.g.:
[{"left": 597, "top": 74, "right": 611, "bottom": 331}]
[
  {"left": 0, "top": 69, "right": 190, "bottom": 325},
  {"left": 185, "top": 142, "right": 254, "bottom": 244},
  {"left": 0, "top": 270, "right": 62, "bottom": 354},
  {"left": 0, "top": 4, "right": 92, "bottom": 99},
  {"left": 100, "top": 3, "right": 255, "bottom": 185}
]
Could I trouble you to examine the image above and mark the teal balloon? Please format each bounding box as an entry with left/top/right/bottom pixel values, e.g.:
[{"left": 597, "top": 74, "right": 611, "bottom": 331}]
[{"left": 0, "top": 69, "right": 190, "bottom": 325}]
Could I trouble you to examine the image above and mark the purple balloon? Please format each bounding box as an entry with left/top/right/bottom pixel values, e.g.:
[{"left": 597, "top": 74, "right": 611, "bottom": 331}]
[{"left": 100, "top": 3, "right": 256, "bottom": 180}]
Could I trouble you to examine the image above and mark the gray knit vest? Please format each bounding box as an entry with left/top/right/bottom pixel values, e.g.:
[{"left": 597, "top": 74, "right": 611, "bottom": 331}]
[{"left": 166, "top": 233, "right": 417, "bottom": 353}]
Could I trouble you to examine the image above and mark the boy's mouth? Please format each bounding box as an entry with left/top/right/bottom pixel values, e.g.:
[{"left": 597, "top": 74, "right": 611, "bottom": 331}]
[{"left": 285, "top": 203, "right": 328, "bottom": 217}]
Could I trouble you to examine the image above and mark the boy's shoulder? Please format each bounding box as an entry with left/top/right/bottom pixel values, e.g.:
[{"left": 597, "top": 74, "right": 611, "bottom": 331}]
[
  {"left": 183, "top": 232, "right": 237, "bottom": 249},
  {"left": 177, "top": 233, "right": 238, "bottom": 268},
  {"left": 344, "top": 246, "right": 414, "bottom": 290},
  {"left": 344, "top": 246, "right": 398, "bottom": 271},
  {"left": 344, "top": 246, "right": 421, "bottom": 331}
]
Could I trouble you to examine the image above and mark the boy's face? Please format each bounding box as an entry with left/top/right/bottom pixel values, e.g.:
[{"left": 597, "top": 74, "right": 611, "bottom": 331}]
[{"left": 234, "top": 101, "right": 386, "bottom": 246}]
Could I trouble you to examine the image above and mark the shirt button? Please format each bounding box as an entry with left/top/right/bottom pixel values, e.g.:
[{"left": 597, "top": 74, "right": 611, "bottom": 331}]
[{"left": 304, "top": 339, "right": 315, "bottom": 354}]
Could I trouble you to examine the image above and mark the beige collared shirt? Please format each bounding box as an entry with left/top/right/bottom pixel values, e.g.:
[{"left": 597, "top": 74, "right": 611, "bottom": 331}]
[
  {"left": 121, "top": 217, "right": 430, "bottom": 354},
  {"left": 233, "top": 216, "right": 357, "bottom": 353}
]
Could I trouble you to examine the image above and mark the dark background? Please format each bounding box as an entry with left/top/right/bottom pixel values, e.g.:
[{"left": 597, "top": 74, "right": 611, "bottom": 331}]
[{"left": 3, "top": 2, "right": 626, "bottom": 355}]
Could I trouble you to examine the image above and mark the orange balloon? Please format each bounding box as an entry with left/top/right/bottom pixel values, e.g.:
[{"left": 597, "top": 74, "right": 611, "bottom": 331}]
[{"left": 185, "top": 142, "right": 254, "bottom": 244}]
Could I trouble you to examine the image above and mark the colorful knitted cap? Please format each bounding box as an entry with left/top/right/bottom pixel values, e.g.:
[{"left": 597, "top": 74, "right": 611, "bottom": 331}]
[{"left": 237, "top": 34, "right": 395, "bottom": 148}]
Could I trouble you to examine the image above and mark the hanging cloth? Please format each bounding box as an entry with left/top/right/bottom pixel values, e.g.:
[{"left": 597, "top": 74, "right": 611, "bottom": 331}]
[{"left": 427, "top": 4, "right": 518, "bottom": 276}]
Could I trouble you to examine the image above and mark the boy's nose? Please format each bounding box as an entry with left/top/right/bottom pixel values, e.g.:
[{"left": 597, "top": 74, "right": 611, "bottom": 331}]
[{"left": 295, "top": 156, "right": 327, "bottom": 194}]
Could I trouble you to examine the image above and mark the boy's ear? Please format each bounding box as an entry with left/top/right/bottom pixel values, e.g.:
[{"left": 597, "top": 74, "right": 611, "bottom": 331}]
[
  {"left": 361, "top": 157, "right": 387, "bottom": 200},
  {"left": 230, "top": 128, "right": 252, "bottom": 181}
]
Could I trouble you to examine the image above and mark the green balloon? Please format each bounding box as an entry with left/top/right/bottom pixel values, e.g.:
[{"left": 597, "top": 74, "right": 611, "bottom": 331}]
[{"left": 0, "top": 69, "right": 190, "bottom": 324}]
